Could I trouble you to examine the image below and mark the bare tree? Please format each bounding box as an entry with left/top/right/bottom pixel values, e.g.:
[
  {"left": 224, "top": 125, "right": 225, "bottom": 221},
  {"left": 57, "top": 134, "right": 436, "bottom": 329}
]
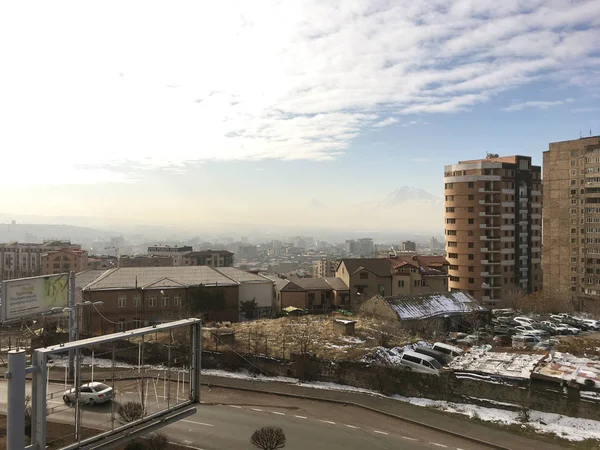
[
  {"left": 146, "top": 433, "right": 169, "bottom": 450},
  {"left": 250, "top": 426, "right": 286, "bottom": 450},
  {"left": 288, "top": 317, "right": 318, "bottom": 355}
]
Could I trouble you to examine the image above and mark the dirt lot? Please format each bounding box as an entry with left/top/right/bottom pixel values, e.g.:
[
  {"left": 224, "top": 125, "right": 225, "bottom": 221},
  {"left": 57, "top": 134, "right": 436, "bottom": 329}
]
[{"left": 202, "top": 314, "right": 415, "bottom": 361}]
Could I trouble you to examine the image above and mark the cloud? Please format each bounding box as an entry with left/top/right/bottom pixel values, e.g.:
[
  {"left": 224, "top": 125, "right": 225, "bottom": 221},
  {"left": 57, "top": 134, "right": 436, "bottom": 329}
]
[
  {"left": 373, "top": 117, "right": 399, "bottom": 128},
  {"left": 0, "top": 0, "right": 599, "bottom": 184},
  {"left": 572, "top": 107, "right": 600, "bottom": 113},
  {"left": 503, "top": 98, "right": 573, "bottom": 112}
]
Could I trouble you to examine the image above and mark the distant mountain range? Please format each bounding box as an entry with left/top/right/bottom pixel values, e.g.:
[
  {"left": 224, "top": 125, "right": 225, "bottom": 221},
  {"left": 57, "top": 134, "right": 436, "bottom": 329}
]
[{"left": 377, "top": 186, "right": 442, "bottom": 208}]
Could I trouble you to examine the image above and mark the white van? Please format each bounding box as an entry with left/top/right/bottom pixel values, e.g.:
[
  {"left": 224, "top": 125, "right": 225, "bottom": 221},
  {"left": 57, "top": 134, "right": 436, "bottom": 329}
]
[
  {"left": 432, "top": 342, "right": 464, "bottom": 359},
  {"left": 399, "top": 350, "right": 441, "bottom": 375}
]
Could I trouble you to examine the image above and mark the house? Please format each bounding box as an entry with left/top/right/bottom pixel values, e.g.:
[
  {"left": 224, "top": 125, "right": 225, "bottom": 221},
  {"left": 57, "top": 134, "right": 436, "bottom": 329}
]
[
  {"left": 215, "top": 267, "right": 274, "bottom": 320},
  {"left": 261, "top": 274, "right": 349, "bottom": 312},
  {"left": 336, "top": 255, "right": 450, "bottom": 308},
  {"left": 360, "top": 291, "right": 488, "bottom": 331},
  {"left": 183, "top": 250, "right": 234, "bottom": 267}
]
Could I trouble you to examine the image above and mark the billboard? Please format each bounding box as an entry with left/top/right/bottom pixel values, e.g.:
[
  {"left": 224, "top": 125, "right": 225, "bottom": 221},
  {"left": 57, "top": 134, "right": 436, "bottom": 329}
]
[{"left": 1, "top": 274, "right": 69, "bottom": 322}]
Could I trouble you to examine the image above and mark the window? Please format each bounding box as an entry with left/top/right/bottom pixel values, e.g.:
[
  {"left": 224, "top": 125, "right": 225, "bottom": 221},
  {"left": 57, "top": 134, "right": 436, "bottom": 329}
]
[
  {"left": 118, "top": 297, "right": 126, "bottom": 308},
  {"left": 378, "top": 284, "right": 385, "bottom": 296},
  {"left": 446, "top": 218, "right": 456, "bottom": 224},
  {"left": 450, "top": 276, "right": 460, "bottom": 282},
  {"left": 117, "top": 320, "right": 126, "bottom": 331},
  {"left": 446, "top": 230, "right": 456, "bottom": 236},
  {"left": 133, "top": 317, "right": 142, "bottom": 328},
  {"left": 448, "top": 253, "right": 458, "bottom": 259},
  {"left": 359, "top": 272, "right": 368, "bottom": 280},
  {"left": 468, "top": 218, "right": 474, "bottom": 224},
  {"left": 446, "top": 207, "right": 455, "bottom": 213},
  {"left": 162, "top": 296, "right": 169, "bottom": 307},
  {"left": 468, "top": 266, "right": 474, "bottom": 272},
  {"left": 468, "top": 254, "right": 474, "bottom": 260},
  {"left": 468, "top": 242, "right": 474, "bottom": 248},
  {"left": 148, "top": 297, "right": 157, "bottom": 307},
  {"left": 449, "top": 265, "right": 458, "bottom": 270},
  {"left": 468, "top": 182, "right": 474, "bottom": 188},
  {"left": 468, "top": 230, "right": 474, "bottom": 236},
  {"left": 397, "top": 280, "right": 404, "bottom": 288},
  {"left": 468, "top": 278, "right": 474, "bottom": 284},
  {"left": 447, "top": 241, "right": 457, "bottom": 247},
  {"left": 132, "top": 296, "right": 141, "bottom": 307}
]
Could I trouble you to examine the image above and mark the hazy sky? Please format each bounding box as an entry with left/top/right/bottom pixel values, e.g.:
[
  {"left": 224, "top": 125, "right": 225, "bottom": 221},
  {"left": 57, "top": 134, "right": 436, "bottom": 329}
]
[{"left": 1, "top": 1, "right": 599, "bottom": 231}]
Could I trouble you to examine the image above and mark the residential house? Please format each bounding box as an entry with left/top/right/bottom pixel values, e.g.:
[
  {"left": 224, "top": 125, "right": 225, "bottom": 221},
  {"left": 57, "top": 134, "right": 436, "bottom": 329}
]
[
  {"left": 262, "top": 274, "right": 349, "bottom": 312},
  {"left": 336, "top": 255, "right": 450, "bottom": 308}
]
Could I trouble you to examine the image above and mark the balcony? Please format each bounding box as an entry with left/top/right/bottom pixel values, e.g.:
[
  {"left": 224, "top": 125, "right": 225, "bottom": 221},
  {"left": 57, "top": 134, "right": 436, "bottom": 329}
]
[
  {"left": 479, "top": 211, "right": 501, "bottom": 217},
  {"left": 480, "top": 271, "right": 489, "bottom": 277},
  {"left": 480, "top": 223, "right": 500, "bottom": 229},
  {"left": 479, "top": 198, "right": 501, "bottom": 206},
  {"left": 481, "top": 235, "right": 501, "bottom": 241},
  {"left": 479, "top": 187, "right": 501, "bottom": 194}
]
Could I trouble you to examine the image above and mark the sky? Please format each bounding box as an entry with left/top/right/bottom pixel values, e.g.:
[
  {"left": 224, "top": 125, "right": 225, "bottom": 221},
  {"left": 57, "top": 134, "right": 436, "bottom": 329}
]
[{"left": 1, "top": 0, "right": 599, "bottom": 233}]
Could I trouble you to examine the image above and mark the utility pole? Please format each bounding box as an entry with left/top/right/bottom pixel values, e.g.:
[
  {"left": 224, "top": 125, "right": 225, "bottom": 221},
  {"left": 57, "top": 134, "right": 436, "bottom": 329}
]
[{"left": 68, "top": 271, "right": 76, "bottom": 380}]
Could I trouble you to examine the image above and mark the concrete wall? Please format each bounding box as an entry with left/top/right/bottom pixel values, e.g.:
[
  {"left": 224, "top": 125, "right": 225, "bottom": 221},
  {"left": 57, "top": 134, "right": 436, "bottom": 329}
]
[{"left": 239, "top": 282, "right": 273, "bottom": 309}]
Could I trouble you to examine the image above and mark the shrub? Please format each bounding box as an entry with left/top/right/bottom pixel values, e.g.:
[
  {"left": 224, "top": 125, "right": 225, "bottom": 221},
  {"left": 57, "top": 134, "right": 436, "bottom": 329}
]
[
  {"left": 250, "top": 426, "right": 286, "bottom": 450},
  {"left": 117, "top": 401, "right": 145, "bottom": 424},
  {"left": 124, "top": 441, "right": 146, "bottom": 450},
  {"left": 146, "top": 433, "right": 169, "bottom": 450}
]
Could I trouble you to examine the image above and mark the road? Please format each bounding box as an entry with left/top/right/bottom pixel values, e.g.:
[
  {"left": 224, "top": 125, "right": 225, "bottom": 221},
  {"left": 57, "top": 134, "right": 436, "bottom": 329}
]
[{"left": 0, "top": 380, "right": 495, "bottom": 450}]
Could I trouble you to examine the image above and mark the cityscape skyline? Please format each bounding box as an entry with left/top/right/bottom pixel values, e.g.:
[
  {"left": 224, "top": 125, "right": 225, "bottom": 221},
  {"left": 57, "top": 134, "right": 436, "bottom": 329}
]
[{"left": 1, "top": 1, "right": 599, "bottom": 231}]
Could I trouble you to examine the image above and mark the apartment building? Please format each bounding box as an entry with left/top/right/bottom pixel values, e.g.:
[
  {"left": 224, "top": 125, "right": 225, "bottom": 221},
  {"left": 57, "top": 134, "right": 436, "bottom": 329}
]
[
  {"left": 313, "top": 258, "right": 338, "bottom": 278},
  {"left": 444, "top": 155, "right": 542, "bottom": 307},
  {"left": 147, "top": 245, "right": 193, "bottom": 266},
  {"left": 0, "top": 240, "right": 82, "bottom": 281},
  {"left": 344, "top": 238, "right": 374, "bottom": 256},
  {"left": 182, "top": 250, "right": 234, "bottom": 267},
  {"left": 119, "top": 255, "right": 173, "bottom": 268},
  {"left": 41, "top": 248, "right": 88, "bottom": 275},
  {"left": 543, "top": 136, "right": 600, "bottom": 308}
]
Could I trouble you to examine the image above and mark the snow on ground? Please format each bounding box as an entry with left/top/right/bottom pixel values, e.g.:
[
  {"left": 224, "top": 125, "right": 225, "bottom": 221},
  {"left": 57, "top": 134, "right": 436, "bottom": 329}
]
[
  {"left": 201, "top": 368, "right": 600, "bottom": 442},
  {"left": 342, "top": 336, "right": 366, "bottom": 344},
  {"left": 360, "top": 341, "right": 432, "bottom": 365}
]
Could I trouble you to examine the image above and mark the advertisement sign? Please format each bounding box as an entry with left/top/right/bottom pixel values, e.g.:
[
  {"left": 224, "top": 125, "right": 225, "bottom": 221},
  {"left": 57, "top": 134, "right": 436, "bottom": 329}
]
[{"left": 1, "top": 274, "right": 69, "bottom": 322}]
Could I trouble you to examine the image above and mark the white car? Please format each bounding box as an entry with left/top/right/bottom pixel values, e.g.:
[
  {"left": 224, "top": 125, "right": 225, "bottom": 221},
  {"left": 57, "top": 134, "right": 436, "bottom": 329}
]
[
  {"left": 514, "top": 317, "right": 534, "bottom": 326},
  {"left": 581, "top": 319, "right": 600, "bottom": 331},
  {"left": 63, "top": 382, "right": 113, "bottom": 405}
]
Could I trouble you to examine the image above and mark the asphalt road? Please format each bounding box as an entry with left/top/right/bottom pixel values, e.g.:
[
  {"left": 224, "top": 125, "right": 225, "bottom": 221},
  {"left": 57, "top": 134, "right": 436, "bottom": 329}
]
[{"left": 0, "top": 380, "right": 494, "bottom": 450}]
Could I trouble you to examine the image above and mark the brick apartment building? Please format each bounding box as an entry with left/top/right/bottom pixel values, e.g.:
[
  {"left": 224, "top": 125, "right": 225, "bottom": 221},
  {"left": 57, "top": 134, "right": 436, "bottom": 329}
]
[
  {"left": 543, "top": 136, "right": 600, "bottom": 309},
  {"left": 41, "top": 248, "right": 88, "bottom": 275},
  {"left": 444, "top": 155, "right": 542, "bottom": 308},
  {"left": 0, "top": 240, "right": 82, "bottom": 281},
  {"left": 77, "top": 266, "right": 273, "bottom": 334}
]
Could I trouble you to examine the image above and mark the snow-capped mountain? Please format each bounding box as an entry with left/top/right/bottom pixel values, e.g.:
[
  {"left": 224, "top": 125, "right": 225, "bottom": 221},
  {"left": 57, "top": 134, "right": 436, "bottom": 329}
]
[{"left": 378, "top": 186, "right": 442, "bottom": 208}]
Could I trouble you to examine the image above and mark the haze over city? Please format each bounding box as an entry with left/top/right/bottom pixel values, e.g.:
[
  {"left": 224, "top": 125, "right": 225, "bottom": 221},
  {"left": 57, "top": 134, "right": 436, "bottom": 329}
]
[{"left": 1, "top": 0, "right": 599, "bottom": 234}]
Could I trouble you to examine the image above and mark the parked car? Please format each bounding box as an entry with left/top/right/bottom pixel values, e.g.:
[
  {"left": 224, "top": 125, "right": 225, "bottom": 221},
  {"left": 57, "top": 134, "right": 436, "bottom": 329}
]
[
  {"left": 513, "top": 317, "right": 534, "bottom": 326},
  {"left": 512, "top": 334, "right": 541, "bottom": 349},
  {"left": 581, "top": 319, "right": 600, "bottom": 330},
  {"left": 414, "top": 346, "right": 453, "bottom": 366},
  {"left": 492, "top": 334, "right": 512, "bottom": 347},
  {"left": 494, "top": 325, "right": 511, "bottom": 334},
  {"left": 432, "top": 342, "right": 464, "bottom": 359},
  {"left": 398, "top": 351, "right": 441, "bottom": 375},
  {"left": 63, "top": 382, "right": 113, "bottom": 405},
  {"left": 533, "top": 342, "right": 553, "bottom": 351}
]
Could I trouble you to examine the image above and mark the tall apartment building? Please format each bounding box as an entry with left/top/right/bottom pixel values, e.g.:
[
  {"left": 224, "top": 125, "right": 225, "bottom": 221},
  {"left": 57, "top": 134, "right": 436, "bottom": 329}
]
[
  {"left": 402, "top": 241, "right": 417, "bottom": 252},
  {"left": 444, "top": 155, "right": 542, "bottom": 307},
  {"left": 0, "top": 240, "right": 82, "bottom": 281},
  {"left": 182, "top": 250, "right": 234, "bottom": 267},
  {"left": 543, "top": 136, "right": 600, "bottom": 308},
  {"left": 313, "top": 258, "right": 338, "bottom": 278}
]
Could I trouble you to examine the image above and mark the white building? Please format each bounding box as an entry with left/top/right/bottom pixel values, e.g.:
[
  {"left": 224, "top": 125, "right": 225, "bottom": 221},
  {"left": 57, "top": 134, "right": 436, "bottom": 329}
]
[{"left": 215, "top": 267, "right": 275, "bottom": 320}]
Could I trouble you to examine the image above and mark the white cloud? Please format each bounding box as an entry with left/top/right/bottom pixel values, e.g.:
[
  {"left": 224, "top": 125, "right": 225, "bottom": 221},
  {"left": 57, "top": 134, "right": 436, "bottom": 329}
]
[
  {"left": 502, "top": 99, "right": 572, "bottom": 111},
  {"left": 373, "top": 117, "right": 399, "bottom": 128},
  {"left": 0, "top": 0, "right": 598, "bottom": 184}
]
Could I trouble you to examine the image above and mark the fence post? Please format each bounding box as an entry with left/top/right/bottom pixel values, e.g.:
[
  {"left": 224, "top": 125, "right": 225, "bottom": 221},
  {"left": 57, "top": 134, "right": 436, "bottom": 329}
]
[{"left": 7, "top": 350, "right": 26, "bottom": 450}]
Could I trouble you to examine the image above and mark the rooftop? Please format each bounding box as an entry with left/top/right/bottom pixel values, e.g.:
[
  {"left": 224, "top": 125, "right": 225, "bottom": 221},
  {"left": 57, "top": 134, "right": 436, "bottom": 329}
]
[
  {"left": 185, "top": 250, "right": 234, "bottom": 257},
  {"left": 80, "top": 266, "right": 268, "bottom": 291},
  {"left": 382, "top": 291, "right": 486, "bottom": 321}
]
